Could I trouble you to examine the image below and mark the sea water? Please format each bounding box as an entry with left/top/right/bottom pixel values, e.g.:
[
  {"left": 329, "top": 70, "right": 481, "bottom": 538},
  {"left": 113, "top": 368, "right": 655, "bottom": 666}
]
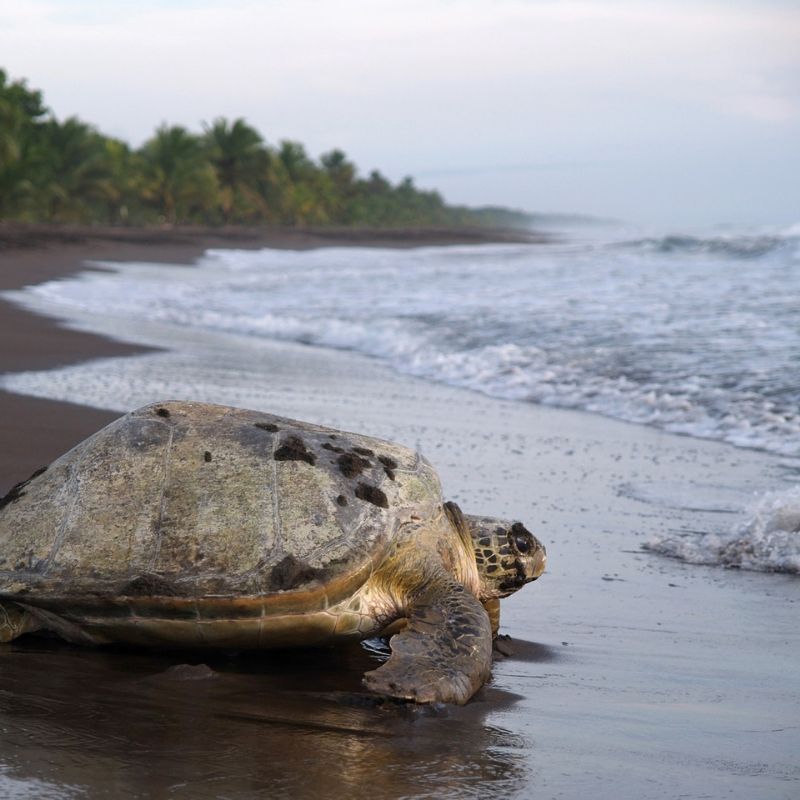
[
  {"left": 2, "top": 221, "right": 799, "bottom": 571},
  {"left": 644, "top": 484, "right": 800, "bottom": 573}
]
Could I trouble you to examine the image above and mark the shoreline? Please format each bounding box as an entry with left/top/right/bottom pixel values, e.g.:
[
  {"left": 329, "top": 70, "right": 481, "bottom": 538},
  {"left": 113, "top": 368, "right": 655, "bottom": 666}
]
[{"left": 0, "top": 222, "right": 542, "bottom": 491}]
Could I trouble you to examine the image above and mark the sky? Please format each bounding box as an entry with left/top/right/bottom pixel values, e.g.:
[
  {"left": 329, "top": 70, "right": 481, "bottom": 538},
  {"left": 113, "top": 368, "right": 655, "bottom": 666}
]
[{"left": 1, "top": 0, "right": 799, "bottom": 227}]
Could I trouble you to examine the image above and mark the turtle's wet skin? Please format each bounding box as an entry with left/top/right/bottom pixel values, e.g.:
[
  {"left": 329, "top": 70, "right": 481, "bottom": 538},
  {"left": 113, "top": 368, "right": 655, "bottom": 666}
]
[{"left": 0, "top": 401, "right": 545, "bottom": 705}]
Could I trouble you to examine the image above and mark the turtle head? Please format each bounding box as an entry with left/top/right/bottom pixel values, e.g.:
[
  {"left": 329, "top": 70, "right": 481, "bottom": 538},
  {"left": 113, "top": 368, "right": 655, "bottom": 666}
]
[{"left": 445, "top": 503, "right": 546, "bottom": 600}]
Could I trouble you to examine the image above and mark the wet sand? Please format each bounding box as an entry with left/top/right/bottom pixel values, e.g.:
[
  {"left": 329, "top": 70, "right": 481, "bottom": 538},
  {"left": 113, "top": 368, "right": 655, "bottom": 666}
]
[{"left": 0, "top": 233, "right": 799, "bottom": 799}]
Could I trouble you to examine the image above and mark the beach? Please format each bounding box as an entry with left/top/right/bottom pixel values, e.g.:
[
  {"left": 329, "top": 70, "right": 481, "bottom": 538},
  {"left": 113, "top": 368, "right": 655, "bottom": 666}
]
[
  {"left": 0, "top": 228, "right": 798, "bottom": 799},
  {"left": 0, "top": 223, "right": 541, "bottom": 490}
]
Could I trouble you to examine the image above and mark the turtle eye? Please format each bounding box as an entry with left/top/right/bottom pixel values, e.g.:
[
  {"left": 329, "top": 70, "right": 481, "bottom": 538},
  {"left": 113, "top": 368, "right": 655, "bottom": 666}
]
[
  {"left": 508, "top": 522, "right": 536, "bottom": 555},
  {"left": 513, "top": 533, "right": 531, "bottom": 554}
]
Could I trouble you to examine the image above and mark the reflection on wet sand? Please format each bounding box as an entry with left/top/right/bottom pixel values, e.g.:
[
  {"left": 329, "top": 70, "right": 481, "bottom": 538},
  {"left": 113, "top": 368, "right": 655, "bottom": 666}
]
[{"left": 0, "top": 637, "right": 534, "bottom": 798}]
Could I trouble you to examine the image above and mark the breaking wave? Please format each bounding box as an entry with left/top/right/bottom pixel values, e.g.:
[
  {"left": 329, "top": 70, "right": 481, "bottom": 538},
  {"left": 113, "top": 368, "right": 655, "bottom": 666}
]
[
  {"left": 644, "top": 486, "right": 800, "bottom": 573},
  {"left": 4, "top": 222, "right": 800, "bottom": 460},
  {"left": 619, "top": 233, "right": 794, "bottom": 259}
]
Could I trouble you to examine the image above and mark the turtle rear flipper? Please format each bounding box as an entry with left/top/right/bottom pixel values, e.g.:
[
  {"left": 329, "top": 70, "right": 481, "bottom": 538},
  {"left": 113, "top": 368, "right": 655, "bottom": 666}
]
[
  {"left": 363, "top": 577, "right": 492, "bottom": 705},
  {"left": 0, "top": 601, "right": 41, "bottom": 643}
]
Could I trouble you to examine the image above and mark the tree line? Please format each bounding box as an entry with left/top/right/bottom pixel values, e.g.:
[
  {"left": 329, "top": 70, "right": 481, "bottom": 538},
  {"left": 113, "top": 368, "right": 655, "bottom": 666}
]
[{"left": 0, "top": 69, "right": 532, "bottom": 230}]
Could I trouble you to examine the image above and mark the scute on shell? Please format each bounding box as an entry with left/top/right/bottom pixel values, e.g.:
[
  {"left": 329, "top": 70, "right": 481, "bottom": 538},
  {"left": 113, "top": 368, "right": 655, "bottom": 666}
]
[{"left": 0, "top": 402, "right": 443, "bottom": 607}]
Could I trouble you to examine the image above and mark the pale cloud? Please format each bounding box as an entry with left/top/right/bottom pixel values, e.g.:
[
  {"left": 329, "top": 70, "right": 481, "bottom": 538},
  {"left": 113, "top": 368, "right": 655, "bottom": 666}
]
[
  {"left": 727, "top": 93, "right": 798, "bottom": 124},
  {"left": 0, "top": 0, "right": 798, "bottom": 224}
]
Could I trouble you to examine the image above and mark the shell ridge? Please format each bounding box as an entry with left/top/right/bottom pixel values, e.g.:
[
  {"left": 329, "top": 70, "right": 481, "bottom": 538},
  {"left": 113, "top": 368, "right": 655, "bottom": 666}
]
[
  {"left": 41, "top": 443, "right": 90, "bottom": 575},
  {"left": 147, "top": 425, "right": 175, "bottom": 572},
  {"left": 269, "top": 432, "right": 283, "bottom": 563},
  {"left": 306, "top": 503, "right": 373, "bottom": 564},
  {"left": 233, "top": 423, "right": 282, "bottom": 584}
]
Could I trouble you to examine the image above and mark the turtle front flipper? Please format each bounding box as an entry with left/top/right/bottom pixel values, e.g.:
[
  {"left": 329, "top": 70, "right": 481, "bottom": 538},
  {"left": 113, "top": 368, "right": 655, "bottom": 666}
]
[
  {"left": 483, "top": 598, "right": 501, "bottom": 637},
  {"left": 363, "top": 577, "right": 492, "bottom": 705},
  {"left": 0, "top": 602, "right": 41, "bottom": 643}
]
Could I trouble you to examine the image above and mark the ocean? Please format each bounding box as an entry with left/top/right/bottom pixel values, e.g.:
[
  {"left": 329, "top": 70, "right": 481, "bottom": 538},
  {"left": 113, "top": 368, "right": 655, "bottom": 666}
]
[{"left": 2, "top": 220, "right": 799, "bottom": 571}]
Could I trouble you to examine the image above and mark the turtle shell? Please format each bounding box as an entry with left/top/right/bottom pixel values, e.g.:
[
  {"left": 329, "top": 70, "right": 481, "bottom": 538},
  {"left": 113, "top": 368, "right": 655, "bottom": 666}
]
[{"left": 0, "top": 402, "right": 443, "bottom": 612}]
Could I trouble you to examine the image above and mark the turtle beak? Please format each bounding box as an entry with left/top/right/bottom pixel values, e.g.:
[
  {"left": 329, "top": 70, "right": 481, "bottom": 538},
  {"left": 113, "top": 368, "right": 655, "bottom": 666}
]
[
  {"left": 516, "top": 536, "right": 546, "bottom": 584},
  {"left": 527, "top": 544, "right": 547, "bottom": 581},
  {"left": 508, "top": 541, "right": 546, "bottom": 590},
  {"left": 508, "top": 525, "right": 547, "bottom": 586}
]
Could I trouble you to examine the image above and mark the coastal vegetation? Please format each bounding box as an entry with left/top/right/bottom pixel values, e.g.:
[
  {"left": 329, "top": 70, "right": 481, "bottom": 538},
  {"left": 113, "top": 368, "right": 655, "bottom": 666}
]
[{"left": 0, "top": 69, "right": 532, "bottom": 230}]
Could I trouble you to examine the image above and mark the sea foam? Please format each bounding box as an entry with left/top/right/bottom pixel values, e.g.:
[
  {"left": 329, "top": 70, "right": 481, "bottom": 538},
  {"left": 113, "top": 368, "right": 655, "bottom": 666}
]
[
  {"left": 644, "top": 486, "right": 800, "bottom": 573},
  {"left": 2, "top": 225, "right": 799, "bottom": 461}
]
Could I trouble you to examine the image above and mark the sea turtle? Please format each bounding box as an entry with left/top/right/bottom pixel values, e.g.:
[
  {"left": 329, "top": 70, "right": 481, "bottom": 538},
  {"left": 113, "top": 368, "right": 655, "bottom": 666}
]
[{"left": 0, "top": 401, "right": 546, "bottom": 704}]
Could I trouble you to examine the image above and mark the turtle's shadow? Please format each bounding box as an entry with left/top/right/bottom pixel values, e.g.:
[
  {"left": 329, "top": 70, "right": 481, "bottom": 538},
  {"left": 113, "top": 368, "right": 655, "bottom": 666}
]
[{"left": 495, "top": 636, "right": 563, "bottom": 663}]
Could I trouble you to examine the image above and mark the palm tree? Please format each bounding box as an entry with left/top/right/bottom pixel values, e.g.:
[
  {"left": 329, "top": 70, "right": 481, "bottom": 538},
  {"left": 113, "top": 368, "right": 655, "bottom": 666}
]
[
  {"left": 139, "top": 125, "right": 218, "bottom": 224},
  {"left": 320, "top": 149, "right": 355, "bottom": 186},
  {"left": 0, "top": 95, "right": 19, "bottom": 169},
  {"left": 203, "top": 117, "right": 266, "bottom": 222},
  {"left": 0, "top": 69, "right": 48, "bottom": 219},
  {"left": 277, "top": 141, "right": 346, "bottom": 225},
  {"left": 99, "top": 137, "right": 142, "bottom": 224},
  {"left": 320, "top": 149, "right": 357, "bottom": 223},
  {"left": 277, "top": 140, "right": 314, "bottom": 183},
  {"left": 35, "top": 117, "right": 114, "bottom": 222}
]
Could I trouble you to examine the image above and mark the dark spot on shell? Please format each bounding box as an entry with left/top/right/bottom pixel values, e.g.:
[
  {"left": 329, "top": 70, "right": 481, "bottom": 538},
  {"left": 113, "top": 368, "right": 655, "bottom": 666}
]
[
  {"left": 274, "top": 436, "right": 316, "bottom": 466},
  {"left": 255, "top": 422, "right": 279, "bottom": 433},
  {"left": 338, "top": 452, "right": 370, "bottom": 478},
  {"left": 336, "top": 494, "right": 348, "bottom": 507},
  {"left": 487, "top": 565, "right": 500, "bottom": 573},
  {"left": 0, "top": 466, "right": 47, "bottom": 511},
  {"left": 352, "top": 446, "right": 374, "bottom": 457},
  {"left": 482, "top": 549, "right": 494, "bottom": 558},
  {"left": 328, "top": 433, "right": 338, "bottom": 439},
  {"left": 322, "top": 442, "right": 344, "bottom": 453},
  {"left": 378, "top": 455, "right": 398, "bottom": 470},
  {"left": 478, "top": 537, "right": 491, "bottom": 547},
  {"left": 203, "top": 451, "right": 212, "bottom": 462},
  {"left": 155, "top": 407, "right": 170, "bottom": 418},
  {"left": 122, "top": 573, "right": 183, "bottom": 597},
  {"left": 495, "top": 527, "right": 506, "bottom": 535},
  {"left": 269, "top": 555, "right": 322, "bottom": 591},
  {"left": 383, "top": 468, "right": 396, "bottom": 481},
  {"left": 355, "top": 482, "right": 388, "bottom": 509}
]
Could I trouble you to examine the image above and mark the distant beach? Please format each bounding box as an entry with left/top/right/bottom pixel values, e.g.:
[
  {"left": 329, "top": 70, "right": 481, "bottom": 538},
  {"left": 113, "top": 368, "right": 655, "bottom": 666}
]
[{"left": 0, "top": 224, "right": 798, "bottom": 798}]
